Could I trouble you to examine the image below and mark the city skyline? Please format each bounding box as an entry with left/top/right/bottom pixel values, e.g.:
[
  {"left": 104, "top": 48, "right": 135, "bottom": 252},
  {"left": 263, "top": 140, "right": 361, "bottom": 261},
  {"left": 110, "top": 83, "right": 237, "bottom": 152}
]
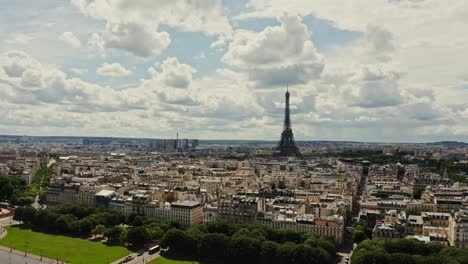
[{"left": 1, "top": 1, "right": 468, "bottom": 142}]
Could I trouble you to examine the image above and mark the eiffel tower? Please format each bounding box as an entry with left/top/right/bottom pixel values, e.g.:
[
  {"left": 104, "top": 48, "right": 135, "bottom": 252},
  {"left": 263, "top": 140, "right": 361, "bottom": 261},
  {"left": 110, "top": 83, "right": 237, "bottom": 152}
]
[{"left": 274, "top": 88, "right": 302, "bottom": 157}]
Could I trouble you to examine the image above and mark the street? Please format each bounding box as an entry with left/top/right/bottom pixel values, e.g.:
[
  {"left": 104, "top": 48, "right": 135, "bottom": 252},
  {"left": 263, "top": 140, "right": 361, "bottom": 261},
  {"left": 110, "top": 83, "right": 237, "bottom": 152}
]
[
  {"left": 337, "top": 236, "right": 353, "bottom": 264},
  {"left": 0, "top": 250, "right": 50, "bottom": 264},
  {"left": 111, "top": 252, "right": 160, "bottom": 264},
  {"left": 0, "top": 216, "right": 19, "bottom": 230}
]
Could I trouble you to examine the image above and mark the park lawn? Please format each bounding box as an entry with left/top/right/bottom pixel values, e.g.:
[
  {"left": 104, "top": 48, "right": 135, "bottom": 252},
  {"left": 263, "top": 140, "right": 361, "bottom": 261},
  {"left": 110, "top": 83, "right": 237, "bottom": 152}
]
[
  {"left": 0, "top": 226, "right": 130, "bottom": 264},
  {"left": 149, "top": 256, "right": 199, "bottom": 264}
]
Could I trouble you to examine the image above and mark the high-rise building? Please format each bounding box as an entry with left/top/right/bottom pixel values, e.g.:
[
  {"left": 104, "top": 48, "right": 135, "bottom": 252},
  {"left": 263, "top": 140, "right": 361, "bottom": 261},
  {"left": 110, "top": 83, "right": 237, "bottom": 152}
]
[{"left": 275, "top": 89, "right": 302, "bottom": 157}]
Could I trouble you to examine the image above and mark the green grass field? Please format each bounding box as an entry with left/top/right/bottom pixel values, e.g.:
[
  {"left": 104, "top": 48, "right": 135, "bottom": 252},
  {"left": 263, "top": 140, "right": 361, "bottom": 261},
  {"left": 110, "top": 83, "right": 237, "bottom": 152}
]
[
  {"left": 0, "top": 226, "right": 130, "bottom": 264},
  {"left": 149, "top": 256, "right": 199, "bottom": 264}
]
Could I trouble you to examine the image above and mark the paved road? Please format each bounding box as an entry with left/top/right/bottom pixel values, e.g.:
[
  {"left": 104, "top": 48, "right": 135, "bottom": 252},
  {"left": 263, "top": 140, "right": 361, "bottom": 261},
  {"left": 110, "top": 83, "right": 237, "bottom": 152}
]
[
  {"left": 0, "top": 250, "right": 49, "bottom": 264},
  {"left": 1, "top": 216, "right": 19, "bottom": 226},
  {"left": 111, "top": 252, "right": 160, "bottom": 264},
  {"left": 47, "top": 159, "right": 56, "bottom": 168},
  {"left": 337, "top": 228, "right": 354, "bottom": 264},
  {"left": 0, "top": 217, "right": 19, "bottom": 230}
]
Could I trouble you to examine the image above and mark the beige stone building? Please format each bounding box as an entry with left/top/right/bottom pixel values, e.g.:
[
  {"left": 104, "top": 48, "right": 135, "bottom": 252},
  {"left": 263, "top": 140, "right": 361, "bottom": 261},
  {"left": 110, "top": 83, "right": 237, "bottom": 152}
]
[
  {"left": 171, "top": 201, "right": 203, "bottom": 229},
  {"left": 448, "top": 209, "right": 468, "bottom": 248}
]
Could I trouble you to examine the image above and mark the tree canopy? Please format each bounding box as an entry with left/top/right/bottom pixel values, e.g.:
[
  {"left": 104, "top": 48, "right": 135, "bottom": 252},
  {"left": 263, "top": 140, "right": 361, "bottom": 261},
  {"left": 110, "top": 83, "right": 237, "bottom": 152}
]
[
  {"left": 160, "top": 221, "right": 338, "bottom": 264},
  {"left": 352, "top": 239, "right": 468, "bottom": 264}
]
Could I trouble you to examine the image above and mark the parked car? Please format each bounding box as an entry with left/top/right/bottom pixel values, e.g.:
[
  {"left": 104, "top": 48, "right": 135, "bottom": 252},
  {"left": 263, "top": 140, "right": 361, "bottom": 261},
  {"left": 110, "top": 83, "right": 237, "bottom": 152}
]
[{"left": 123, "top": 256, "right": 134, "bottom": 263}]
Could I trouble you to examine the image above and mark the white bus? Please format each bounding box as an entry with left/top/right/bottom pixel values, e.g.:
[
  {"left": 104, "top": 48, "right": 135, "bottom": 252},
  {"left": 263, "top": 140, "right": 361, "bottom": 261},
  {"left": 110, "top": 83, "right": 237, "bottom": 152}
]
[{"left": 148, "top": 245, "right": 160, "bottom": 255}]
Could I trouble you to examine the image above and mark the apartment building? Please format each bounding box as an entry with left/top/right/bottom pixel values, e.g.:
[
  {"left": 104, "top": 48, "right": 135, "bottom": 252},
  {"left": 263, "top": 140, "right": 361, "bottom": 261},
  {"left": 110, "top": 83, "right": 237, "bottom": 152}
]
[
  {"left": 171, "top": 201, "right": 203, "bottom": 229},
  {"left": 218, "top": 195, "right": 258, "bottom": 224},
  {"left": 448, "top": 209, "right": 468, "bottom": 248}
]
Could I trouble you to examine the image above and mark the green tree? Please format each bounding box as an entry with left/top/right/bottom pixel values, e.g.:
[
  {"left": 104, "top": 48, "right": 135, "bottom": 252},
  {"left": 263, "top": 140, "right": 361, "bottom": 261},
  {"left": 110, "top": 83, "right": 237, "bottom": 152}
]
[
  {"left": 389, "top": 253, "right": 416, "bottom": 264},
  {"left": 55, "top": 214, "right": 78, "bottom": 233},
  {"left": 228, "top": 236, "right": 261, "bottom": 264},
  {"left": 206, "top": 221, "right": 233, "bottom": 235},
  {"left": 0, "top": 176, "right": 14, "bottom": 201},
  {"left": 92, "top": 224, "right": 106, "bottom": 238},
  {"left": 305, "top": 237, "right": 337, "bottom": 257},
  {"left": 45, "top": 212, "right": 60, "bottom": 230},
  {"left": 260, "top": 240, "right": 279, "bottom": 264},
  {"left": 104, "top": 226, "right": 126, "bottom": 242},
  {"left": 16, "top": 196, "right": 34, "bottom": 206},
  {"left": 68, "top": 220, "right": 81, "bottom": 234},
  {"left": 78, "top": 219, "right": 94, "bottom": 235},
  {"left": 276, "top": 242, "right": 297, "bottom": 264},
  {"left": 119, "top": 228, "right": 128, "bottom": 244},
  {"left": 126, "top": 226, "right": 151, "bottom": 246},
  {"left": 160, "top": 229, "right": 198, "bottom": 259},
  {"left": 309, "top": 247, "right": 333, "bottom": 264},
  {"left": 199, "top": 233, "right": 230, "bottom": 264},
  {"left": 13, "top": 206, "right": 25, "bottom": 222},
  {"left": 33, "top": 209, "right": 49, "bottom": 227},
  {"left": 293, "top": 244, "right": 316, "bottom": 264},
  {"left": 21, "top": 206, "right": 38, "bottom": 224},
  {"left": 353, "top": 230, "right": 368, "bottom": 244}
]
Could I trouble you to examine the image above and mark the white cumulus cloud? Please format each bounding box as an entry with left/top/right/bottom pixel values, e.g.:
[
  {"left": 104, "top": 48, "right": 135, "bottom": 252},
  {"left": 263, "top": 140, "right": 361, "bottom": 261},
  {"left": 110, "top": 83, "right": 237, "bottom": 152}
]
[
  {"left": 223, "top": 14, "right": 323, "bottom": 87},
  {"left": 92, "top": 22, "right": 171, "bottom": 57},
  {"left": 97, "top": 63, "right": 132, "bottom": 77},
  {"left": 148, "top": 57, "right": 196, "bottom": 88},
  {"left": 73, "top": 0, "right": 231, "bottom": 58},
  {"left": 59, "top": 32, "right": 81, "bottom": 48}
]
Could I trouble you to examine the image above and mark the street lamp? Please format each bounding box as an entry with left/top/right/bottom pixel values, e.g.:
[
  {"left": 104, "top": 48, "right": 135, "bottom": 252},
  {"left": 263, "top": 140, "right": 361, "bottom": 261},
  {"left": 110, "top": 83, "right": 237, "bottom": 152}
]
[{"left": 24, "top": 241, "right": 29, "bottom": 257}]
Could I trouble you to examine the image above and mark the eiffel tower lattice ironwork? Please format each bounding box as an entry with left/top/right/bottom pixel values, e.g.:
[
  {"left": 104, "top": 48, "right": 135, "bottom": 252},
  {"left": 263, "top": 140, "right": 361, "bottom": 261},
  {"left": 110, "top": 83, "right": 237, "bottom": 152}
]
[{"left": 274, "top": 88, "right": 301, "bottom": 157}]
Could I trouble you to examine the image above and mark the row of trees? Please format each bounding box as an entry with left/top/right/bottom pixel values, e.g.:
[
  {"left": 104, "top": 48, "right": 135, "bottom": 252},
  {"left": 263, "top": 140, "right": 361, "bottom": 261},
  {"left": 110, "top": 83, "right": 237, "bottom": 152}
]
[
  {"left": 352, "top": 239, "right": 468, "bottom": 264},
  {"left": 13, "top": 204, "right": 176, "bottom": 246},
  {"left": 0, "top": 165, "right": 54, "bottom": 206},
  {"left": 160, "top": 221, "right": 338, "bottom": 264},
  {"left": 32, "top": 166, "right": 54, "bottom": 203}
]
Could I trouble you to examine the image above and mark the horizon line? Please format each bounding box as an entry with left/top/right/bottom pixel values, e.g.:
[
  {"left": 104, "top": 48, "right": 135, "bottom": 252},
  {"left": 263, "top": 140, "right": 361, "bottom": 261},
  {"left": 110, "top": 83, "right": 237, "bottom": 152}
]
[{"left": 0, "top": 133, "right": 466, "bottom": 145}]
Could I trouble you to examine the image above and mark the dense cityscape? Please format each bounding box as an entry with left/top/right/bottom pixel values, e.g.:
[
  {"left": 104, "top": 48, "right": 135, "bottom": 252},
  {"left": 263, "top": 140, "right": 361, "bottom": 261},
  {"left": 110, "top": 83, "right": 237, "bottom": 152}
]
[{"left": 0, "top": 91, "right": 467, "bottom": 264}]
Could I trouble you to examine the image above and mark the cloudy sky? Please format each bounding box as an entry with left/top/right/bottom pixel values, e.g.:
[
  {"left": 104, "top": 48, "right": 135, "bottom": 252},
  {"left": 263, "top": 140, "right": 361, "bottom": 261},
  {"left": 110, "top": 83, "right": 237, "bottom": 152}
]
[{"left": 1, "top": 0, "right": 468, "bottom": 142}]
